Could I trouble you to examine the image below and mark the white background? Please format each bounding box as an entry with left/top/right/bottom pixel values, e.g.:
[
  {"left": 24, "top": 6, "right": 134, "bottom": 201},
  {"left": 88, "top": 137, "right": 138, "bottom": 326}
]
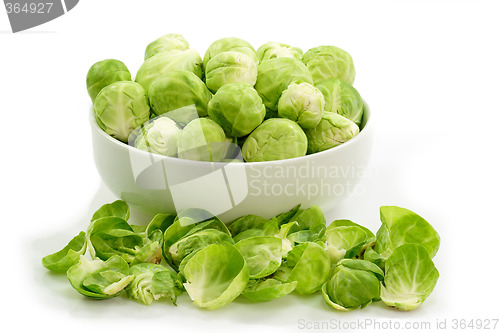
[{"left": 2, "top": 0, "right": 500, "bottom": 332}]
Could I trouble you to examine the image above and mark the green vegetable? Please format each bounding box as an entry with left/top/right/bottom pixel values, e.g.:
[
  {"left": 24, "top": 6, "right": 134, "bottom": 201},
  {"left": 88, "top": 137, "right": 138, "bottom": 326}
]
[
  {"left": 144, "top": 33, "right": 189, "bottom": 60},
  {"left": 278, "top": 82, "right": 324, "bottom": 129},
  {"left": 126, "top": 263, "right": 182, "bottom": 305},
  {"left": 315, "top": 78, "right": 364, "bottom": 126},
  {"left": 86, "top": 59, "right": 131, "bottom": 103},
  {"left": 135, "top": 49, "right": 203, "bottom": 92},
  {"left": 148, "top": 70, "right": 212, "bottom": 118},
  {"left": 41, "top": 231, "right": 87, "bottom": 273},
  {"left": 169, "top": 229, "right": 234, "bottom": 269},
  {"left": 91, "top": 199, "right": 130, "bottom": 222},
  {"left": 322, "top": 259, "right": 384, "bottom": 311},
  {"left": 203, "top": 37, "right": 259, "bottom": 70},
  {"left": 208, "top": 83, "right": 265, "bottom": 137},
  {"left": 234, "top": 236, "right": 282, "bottom": 279},
  {"left": 256, "top": 42, "right": 303, "bottom": 63},
  {"left": 205, "top": 51, "right": 258, "bottom": 92},
  {"left": 242, "top": 118, "right": 307, "bottom": 162},
  {"left": 86, "top": 215, "right": 162, "bottom": 265},
  {"left": 303, "top": 45, "right": 355, "bottom": 84},
  {"left": 374, "top": 206, "right": 440, "bottom": 260},
  {"left": 177, "top": 118, "right": 228, "bottom": 162},
  {"left": 242, "top": 278, "right": 297, "bottom": 302},
  {"left": 134, "top": 116, "right": 181, "bottom": 156},
  {"left": 380, "top": 244, "right": 439, "bottom": 311},
  {"left": 94, "top": 81, "right": 150, "bottom": 143},
  {"left": 325, "top": 220, "right": 375, "bottom": 264},
  {"left": 305, "top": 112, "right": 359, "bottom": 154},
  {"left": 275, "top": 242, "right": 330, "bottom": 295},
  {"left": 67, "top": 255, "right": 133, "bottom": 299},
  {"left": 286, "top": 205, "right": 326, "bottom": 244},
  {"left": 182, "top": 243, "right": 249, "bottom": 310},
  {"left": 255, "top": 57, "right": 313, "bottom": 111},
  {"left": 162, "top": 208, "right": 231, "bottom": 268},
  {"left": 228, "top": 214, "right": 278, "bottom": 242}
]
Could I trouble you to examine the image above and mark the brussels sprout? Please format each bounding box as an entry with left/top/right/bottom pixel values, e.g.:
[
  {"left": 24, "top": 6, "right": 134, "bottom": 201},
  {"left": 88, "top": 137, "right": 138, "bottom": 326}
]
[
  {"left": 275, "top": 242, "right": 330, "bottom": 295},
  {"left": 144, "top": 33, "right": 189, "bottom": 60},
  {"left": 134, "top": 116, "right": 181, "bottom": 157},
  {"left": 42, "top": 231, "right": 87, "bottom": 273},
  {"left": 205, "top": 51, "right": 258, "bottom": 93},
  {"left": 208, "top": 83, "right": 265, "bottom": 137},
  {"left": 242, "top": 118, "right": 308, "bottom": 162},
  {"left": 86, "top": 59, "right": 131, "bottom": 103},
  {"left": 163, "top": 208, "right": 231, "bottom": 267},
  {"left": 256, "top": 42, "right": 303, "bottom": 63},
  {"left": 228, "top": 214, "right": 278, "bottom": 242},
  {"left": 286, "top": 205, "right": 326, "bottom": 244},
  {"left": 86, "top": 215, "right": 162, "bottom": 265},
  {"left": 380, "top": 244, "right": 439, "bottom": 311},
  {"left": 255, "top": 57, "right": 313, "bottom": 111},
  {"left": 91, "top": 199, "right": 130, "bottom": 222},
  {"left": 234, "top": 236, "right": 282, "bottom": 279},
  {"left": 177, "top": 118, "right": 228, "bottom": 162},
  {"left": 182, "top": 243, "right": 249, "bottom": 310},
  {"left": 305, "top": 112, "right": 359, "bottom": 154},
  {"left": 126, "top": 263, "right": 182, "bottom": 305},
  {"left": 135, "top": 49, "right": 203, "bottom": 92},
  {"left": 148, "top": 70, "right": 212, "bottom": 118},
  {"left": 374, "top": 206, "right": 440, "bottom": 260},
  {"left": 362, "top": 246, "right": 386, "bottom": 271},
  {"left": 169, "top": 229, "right": 234, "bottom": 269},
  {"left": 322, "top": 259, "right": 384, "bottom": 311},
  {"left": 303, "top": 45, "right": 355, "bottom": 84},
  {"left": 325, "top": 220, "right": 375, "bottom": 265},
  {"left": 315, "top": 78, "right": 364, "bottom": 126},
  {"left": 67, "top": 255, "right": 133, "bottom": 299},
  {"left": 278, "top": 82, "right": 324, "bottom": 129},
  {"left": 203, "top": 37, "right": 258, "bottom": 70},
  {"left": 242, "top": 278, "right": 297, "bottom": 302},
  {"left": 93, "top": 81, "right": 150, "bottom": 143}
]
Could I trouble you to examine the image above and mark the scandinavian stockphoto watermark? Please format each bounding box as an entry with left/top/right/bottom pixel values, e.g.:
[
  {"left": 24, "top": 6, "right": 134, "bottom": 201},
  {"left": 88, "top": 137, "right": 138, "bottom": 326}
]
[
  {"left": 3, "top": 0, "right": 78, "bottom": 32},
  {"left": 126, "top": 107, "right": 373, "bottom": 221}
]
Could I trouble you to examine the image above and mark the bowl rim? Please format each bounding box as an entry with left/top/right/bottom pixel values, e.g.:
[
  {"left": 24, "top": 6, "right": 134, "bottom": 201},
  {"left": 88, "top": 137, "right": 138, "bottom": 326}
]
[{"left": 90, "top": 102, "right": 372, "bottom": 167}]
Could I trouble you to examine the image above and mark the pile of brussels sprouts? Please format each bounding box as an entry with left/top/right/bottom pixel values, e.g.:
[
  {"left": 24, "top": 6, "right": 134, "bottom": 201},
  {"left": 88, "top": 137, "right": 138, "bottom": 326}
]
[
  {"left": 43, "top": 202, "right": 440, "bottom": 311},
  {"left": 87, "top": 34, "right": 364, "bottom": 162}
]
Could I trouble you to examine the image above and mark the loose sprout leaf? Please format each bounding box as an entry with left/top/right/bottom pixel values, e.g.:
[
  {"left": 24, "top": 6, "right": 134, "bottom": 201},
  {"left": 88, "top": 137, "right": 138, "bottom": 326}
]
[
  {"left": 270, "top": 204, "right": 301, "bottom": 227},
  {"left": 67, "top": 255, "right": 133, "bottom": 299},
  {"left": 91, "top": 200, "right": 130, "bottom": 222},
  {"left": 182, "top": 243, "right": 249, "bottom": 310},
  {"left": 279, "top": 242, "right": 330, "bottom": 295},
  {"left": 234, "top": 236, "right": 282, "bottom": 279},
  {"left": 169, "top": 229, "right": 234, "bottom": 269},
  {"left": 126, "top": 263, "right": 182, "bottom": 305},
  {"left": 42, "top": 231, "right": 87, "bottom": 273},
  {"left": 322, "top": 259, "right": 383, "bottom": 311},
  {"left": 228, "top": 214, "right": 278, "bottom": 239},
  {"left": 86, "top": 216, "right": 143, "bottom": 262},
  {"left": 374, "top": 206, "right": 440, "bottom": 259},
  {"left": 242, "top": 278, "right": 298, "bottom": 302},
  {"left": 287, "top": 205, "right": 326, "bottom": 243},
  {"left": 325, "top": 225, "right": 369, "bottom": 264},
  {"left": 380, "top": 244, "right": 439, "bottom": 311}
]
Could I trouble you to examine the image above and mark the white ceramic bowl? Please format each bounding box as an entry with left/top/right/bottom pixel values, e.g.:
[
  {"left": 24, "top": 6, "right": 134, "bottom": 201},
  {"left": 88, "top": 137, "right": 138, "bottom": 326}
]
[{"left": 90, "top": 105, "right": 373, "bottom": 222}]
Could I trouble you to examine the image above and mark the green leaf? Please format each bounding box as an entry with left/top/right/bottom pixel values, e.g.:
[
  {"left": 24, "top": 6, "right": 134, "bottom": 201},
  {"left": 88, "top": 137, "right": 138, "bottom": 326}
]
[
  {"left": 380, "top": 244, "right": 439, "bottom": 311},
  {"left": 42, "top": 231, "right": 87, "bottom": 273},
  {"left": 242, "top": 278, "right": 297, "bottom": 302},
  {"left": 67, "top": 255, "right": 133, "bottom": 299},
  {"left": 374, "top": 206, "right": 440, "bottom": 259},
  {"left": 182, "top": 243, "right": 249, "bottom": 310}
]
